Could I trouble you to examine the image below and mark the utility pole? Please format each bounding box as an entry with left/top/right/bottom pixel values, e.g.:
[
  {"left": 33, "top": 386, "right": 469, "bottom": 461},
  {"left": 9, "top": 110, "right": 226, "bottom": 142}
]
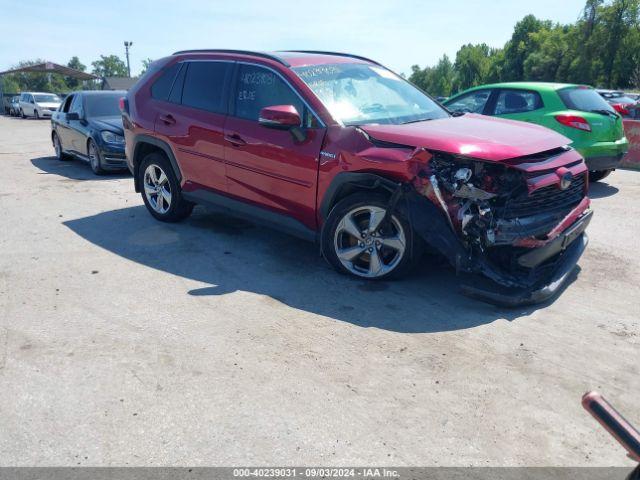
[{"left": 124, "top": 41, "right": 133, "bottom": 77}]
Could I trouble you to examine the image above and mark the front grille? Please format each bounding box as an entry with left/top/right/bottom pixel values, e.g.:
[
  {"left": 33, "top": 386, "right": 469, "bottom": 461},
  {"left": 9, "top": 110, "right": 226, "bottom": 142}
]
[{"left": 501, "top": 174, "right": 585, "bottom": 219}]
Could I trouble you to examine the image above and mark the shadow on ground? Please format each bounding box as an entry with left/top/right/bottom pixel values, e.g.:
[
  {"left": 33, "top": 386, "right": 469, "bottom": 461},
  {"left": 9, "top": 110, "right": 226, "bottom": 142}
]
[
  {"left": 63, "top": 205, "right": 577, "bottom": 333},
  {"left": 588, "top": 180, "right": 619, "bottom": 199},
  {"left": 31, "top": 156, "right": 130, "bottom": 181}
]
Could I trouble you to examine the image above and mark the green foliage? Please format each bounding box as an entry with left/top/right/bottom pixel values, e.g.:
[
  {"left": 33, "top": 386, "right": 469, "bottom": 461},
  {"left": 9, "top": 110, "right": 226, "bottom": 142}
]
[
  {"left": 409, "top": 55, "right": 454, "bottom": 96},
  {"left": 91, "top": 55, "right": 128, "bottom": 78},
  {"left": 410, "top": 0, "right": 640, "bottom": 96},
  {"left": 140, "top": 58, "right": 154, "bottom": 75},
  {"left": 453, "top": 44, "right": 494, "bottom": 91},
  {"left": 66, "top": 56, "right": 86, "bottom": 89}
]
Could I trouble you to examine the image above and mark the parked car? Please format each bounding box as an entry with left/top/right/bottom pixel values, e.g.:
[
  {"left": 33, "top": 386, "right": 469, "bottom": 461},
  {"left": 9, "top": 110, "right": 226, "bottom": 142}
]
[
  {"left": 19, "top": 92, "right": 61, "bottom": 119},
  {"left": 122, "top": 50, "right": 592, "bottom": 306},
  {"left": 9, "top": 96, "right": 20, "bottom": 116},
  {"left": 596, "top": 89, "right": 639, "bottom": 118},
  {"left": 51, "top": 90, "right": 127, "bottom": 174},
  {"left": 445, "top": 83, "right": 629, "bottom": 182}
]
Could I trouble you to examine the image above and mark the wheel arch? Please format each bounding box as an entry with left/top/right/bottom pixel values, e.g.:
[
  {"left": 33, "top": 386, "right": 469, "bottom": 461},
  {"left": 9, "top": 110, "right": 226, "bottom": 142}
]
[
  {"left": 319, "top": 172, "right": 400, "bottom": 223},
  {"left": 131, "top": 135, "right": 182, "bottom": 192}
]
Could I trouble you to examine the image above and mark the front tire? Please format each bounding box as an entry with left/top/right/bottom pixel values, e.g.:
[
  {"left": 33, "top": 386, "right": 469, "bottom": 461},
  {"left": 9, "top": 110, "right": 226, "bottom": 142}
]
[
  {"left": 88, "top": 139, "right": 105, "bottom": 175},
  {"left": 321, "top": 192, "right": 420, "bottom": 280},
  {"left": 139, "top": 152, "right": 194, "bottom": 222},
  {"left": 34, "top": 109, "right": 39, "bottom": 120},
  {"left": 21, "top": 109, "right": 26, "bottom": 119},
  {"left": 589, "top": 169, "right": 613, "bottom": 182}
]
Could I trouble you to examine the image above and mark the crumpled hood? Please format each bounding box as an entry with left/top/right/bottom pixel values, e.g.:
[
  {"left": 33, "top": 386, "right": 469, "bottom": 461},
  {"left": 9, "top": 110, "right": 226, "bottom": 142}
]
[
  {"left": 90, "top": 116, "right": 124, "bottom": 135},
  {"left": 360, "top": 114, "right": 571, "bottom": 161}
]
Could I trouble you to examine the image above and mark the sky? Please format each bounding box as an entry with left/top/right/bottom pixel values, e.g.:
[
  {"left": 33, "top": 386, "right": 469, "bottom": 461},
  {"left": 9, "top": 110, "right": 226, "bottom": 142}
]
[{"left": 0, "top": 0, "right": 587, "bottom": 77}]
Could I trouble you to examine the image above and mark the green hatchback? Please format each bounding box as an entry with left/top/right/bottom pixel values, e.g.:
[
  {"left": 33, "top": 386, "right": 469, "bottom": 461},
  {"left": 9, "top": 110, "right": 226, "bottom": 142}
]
[{"left": 444, "top": 82, "right": 629, "bottom": 181}]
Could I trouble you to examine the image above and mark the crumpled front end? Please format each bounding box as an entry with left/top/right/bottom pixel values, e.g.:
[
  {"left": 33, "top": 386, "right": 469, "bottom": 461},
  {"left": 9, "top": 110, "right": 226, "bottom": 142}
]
[{"left": 407, "top": 145, "right": 592, "bottom": 306}]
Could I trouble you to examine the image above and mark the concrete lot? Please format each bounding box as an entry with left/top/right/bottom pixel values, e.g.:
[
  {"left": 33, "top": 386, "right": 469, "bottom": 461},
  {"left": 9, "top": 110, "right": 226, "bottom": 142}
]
[{"left": 0, "top": 115, "right": 638, "bottom": 467}]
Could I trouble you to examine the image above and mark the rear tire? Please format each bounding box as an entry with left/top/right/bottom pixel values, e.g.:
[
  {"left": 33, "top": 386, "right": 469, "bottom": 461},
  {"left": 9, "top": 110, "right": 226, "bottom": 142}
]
[
  {"left": 589, "top": 169, "right": 613, "bottom": 182},
  {"left": 321, "top": 192, "right": 421, "bottom": 280},
  {"left": 139, "top": 152, "right": 194, "bottom": 222},
  {"left": 53, "top": 132, "right": 70, "bottom": 161}
]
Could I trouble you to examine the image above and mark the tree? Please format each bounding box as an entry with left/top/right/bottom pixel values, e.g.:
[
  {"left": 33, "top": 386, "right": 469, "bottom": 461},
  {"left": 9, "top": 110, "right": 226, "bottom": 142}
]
[
  {"left": 408, "top": 55, "right": 455, "bottom": 96},
  {"left": 523, "top": 25, "right": 573, "bottom": 81},
  {"left": 453, "top": 44, "right": 493, "bottom": 91},
  {"left": 66, "top": 56, "right": 86, "bottom": 89},
  {"left": 91, "top": 55, "right": 128, "bottom": 78},
  {"left": 140, "top": 58, "right": 154, "bottom": 75},
  {"left": 502, "top": 15, "right": 551, "bottom": 81},
  {"left": 600, "top": 0, "right": 640, "bottom": 87},
  {"left": 430, "top": 55, "right": 455, "bottom": 96},
  {"left": 2, "top": 76, "right": 20, "bottom": 94}
]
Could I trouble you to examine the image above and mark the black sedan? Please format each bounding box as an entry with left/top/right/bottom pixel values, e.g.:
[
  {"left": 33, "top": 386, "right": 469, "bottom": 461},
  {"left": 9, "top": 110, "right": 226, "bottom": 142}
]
[{"left": 51, "top": 90, "right": 127, "bottom": 175}]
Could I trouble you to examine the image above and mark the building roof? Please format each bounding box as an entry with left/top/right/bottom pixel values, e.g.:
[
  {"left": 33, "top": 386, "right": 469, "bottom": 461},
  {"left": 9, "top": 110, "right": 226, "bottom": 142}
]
[{"left": 0, "top": 62, "right": 98, "bottom": 80}]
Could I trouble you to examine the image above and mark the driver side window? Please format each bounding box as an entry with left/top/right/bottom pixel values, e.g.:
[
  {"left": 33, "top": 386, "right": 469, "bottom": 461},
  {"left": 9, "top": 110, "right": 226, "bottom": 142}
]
[
  {"left": 62, "top": 95, "right": 74, "bottom": 113},
  {"left": 234, "top": 64, "right": 317, "bottom": 127},
  {"left": 69, "top": 94, "right": 83, "bottom": 116},
  {"left": 446, "top": 90, "right": 492, "bottom": 114}
]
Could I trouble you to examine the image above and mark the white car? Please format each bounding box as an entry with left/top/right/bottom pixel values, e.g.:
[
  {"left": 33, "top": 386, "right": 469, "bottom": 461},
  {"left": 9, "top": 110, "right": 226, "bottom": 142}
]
[{"left": 19, "top": 92, "right": 61, "bottom": 119}]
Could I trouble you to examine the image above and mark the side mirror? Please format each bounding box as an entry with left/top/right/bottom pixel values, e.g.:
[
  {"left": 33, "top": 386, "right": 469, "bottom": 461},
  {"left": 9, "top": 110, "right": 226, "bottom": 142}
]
[
  {"left": 259, "top": 105, "right": 301, "bottom": 129},
  {"left": 67, "top": 112, "right": 80, "bottom": 121}
]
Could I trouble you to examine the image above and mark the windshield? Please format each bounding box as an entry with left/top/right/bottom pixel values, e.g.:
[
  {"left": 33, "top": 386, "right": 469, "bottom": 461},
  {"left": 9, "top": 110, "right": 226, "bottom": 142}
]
[
  {"left": 34, "top": 94, "right": 60, "bottom": 103},
  {"left": 607, "top": 95, "right": 637, "bottom": 104},
  {"left": 559, "top": 87, "right": 615, "bottom": 113},
  {"left": 84, "top": 94, "right": 122, "bottom": 118},
  {"left": 292, "top": 63, "right": 449, "bottom": 126}
]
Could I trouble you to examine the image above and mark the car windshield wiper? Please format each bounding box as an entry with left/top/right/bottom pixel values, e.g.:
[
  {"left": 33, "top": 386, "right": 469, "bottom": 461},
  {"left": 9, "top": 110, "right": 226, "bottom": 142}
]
[
  {"left": 400, "top": 117, "right": 434, "bottom": 125},
  {"left": 590, "top": 109, "right": 618, "bottom": 118}
]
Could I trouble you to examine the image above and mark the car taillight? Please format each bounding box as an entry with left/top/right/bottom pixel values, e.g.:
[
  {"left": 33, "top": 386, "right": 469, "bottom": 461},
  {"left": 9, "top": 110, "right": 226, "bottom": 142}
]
[
  {"left": 119, "top": 97, "right": 129, "bottom": 113},
  {"left": 612, "top": 104, "right": 630, "bottom": 116},
  {"left": 555, "top": 114, "right": 591, "bottom": 132}
]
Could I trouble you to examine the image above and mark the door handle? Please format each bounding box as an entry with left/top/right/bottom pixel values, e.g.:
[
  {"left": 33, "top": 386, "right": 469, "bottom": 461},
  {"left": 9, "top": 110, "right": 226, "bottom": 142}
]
[
  {"left": 159, "top": 114, "right": 176, "bottom": 125},
  {"left": 224, "top": 133, "right": 246, "bottom": 147}
]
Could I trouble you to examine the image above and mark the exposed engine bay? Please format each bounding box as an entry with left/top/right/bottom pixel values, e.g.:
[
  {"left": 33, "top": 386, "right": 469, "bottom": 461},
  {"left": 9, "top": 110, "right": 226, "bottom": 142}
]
[{"left": 405, "top": 148, "right": 592, "bottom": 303}]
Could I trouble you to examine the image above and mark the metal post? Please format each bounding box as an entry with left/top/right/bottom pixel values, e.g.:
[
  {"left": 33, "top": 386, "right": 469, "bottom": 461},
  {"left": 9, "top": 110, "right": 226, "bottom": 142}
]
[{"left": 124, "top": 41, "right": 133, "bottom": 78}]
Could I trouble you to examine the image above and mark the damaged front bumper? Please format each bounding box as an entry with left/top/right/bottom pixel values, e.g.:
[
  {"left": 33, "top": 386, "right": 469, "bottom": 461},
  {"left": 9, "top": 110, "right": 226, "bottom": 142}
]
[
  {"left": 460, "top": 227, "right": 589, "bottom": 308},
  {"left": 401, "top": 188, "right": 592, "bottom": 308}
]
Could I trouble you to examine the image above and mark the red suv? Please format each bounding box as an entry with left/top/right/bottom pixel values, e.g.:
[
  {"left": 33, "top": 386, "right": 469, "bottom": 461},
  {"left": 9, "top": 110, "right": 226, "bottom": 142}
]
[{"left": 123, "top": 50, "right": 592, "bottom": 306}]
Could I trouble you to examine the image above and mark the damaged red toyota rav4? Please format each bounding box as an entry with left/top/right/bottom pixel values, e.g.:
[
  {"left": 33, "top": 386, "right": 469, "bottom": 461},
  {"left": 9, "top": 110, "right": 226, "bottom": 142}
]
[{"left": 122, "top": 50, "right": 592, "bottom": 306}]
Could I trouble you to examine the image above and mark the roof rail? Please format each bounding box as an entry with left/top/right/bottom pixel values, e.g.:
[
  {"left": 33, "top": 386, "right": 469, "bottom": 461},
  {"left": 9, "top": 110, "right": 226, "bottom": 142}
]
[
  {"left": 281, "top": 50, "right": 381, "bottom": 66},
  {"left": 171, "top": 49, "right": 290, "bottom": 67}
]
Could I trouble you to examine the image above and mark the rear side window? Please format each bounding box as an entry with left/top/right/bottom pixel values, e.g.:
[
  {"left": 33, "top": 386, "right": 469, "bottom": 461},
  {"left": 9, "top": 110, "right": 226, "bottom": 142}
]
[
  {"left": 181, "top": 61, "right": 231, "bottom": 114},
  {"left": 151, "top": 63, "right": 180, "bottom": 101},
  {"left": 494, "top": 90, "right": 543, "bottom": 114},
  {"left": 234, "top": 64, "right": 305, "bottom": 122},
  {"left": 559, "top": 87, "right": 615, "bottom": 113},
  {"left": 446, "top": 90, "right": 492, "bottom": 114},
  {"left": 168, "top": 64, "right": 187, "bottom": 104}
]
